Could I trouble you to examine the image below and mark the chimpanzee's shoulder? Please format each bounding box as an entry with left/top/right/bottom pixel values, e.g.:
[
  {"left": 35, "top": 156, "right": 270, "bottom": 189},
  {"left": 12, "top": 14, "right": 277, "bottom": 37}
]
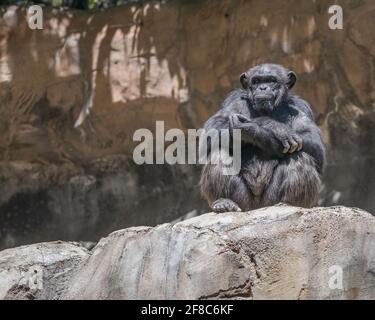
[
  {"left": 220, "top": 89, "right": 249, "bottom": 109},
  {"left": 288, "top": 95, "right": 315, "bottom": 120}
]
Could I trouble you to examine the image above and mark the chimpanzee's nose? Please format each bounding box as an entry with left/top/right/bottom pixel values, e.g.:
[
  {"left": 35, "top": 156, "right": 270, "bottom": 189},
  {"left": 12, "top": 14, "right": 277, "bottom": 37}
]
[{"left": 259, "top": 85, "right": 267, "bottom": 91}]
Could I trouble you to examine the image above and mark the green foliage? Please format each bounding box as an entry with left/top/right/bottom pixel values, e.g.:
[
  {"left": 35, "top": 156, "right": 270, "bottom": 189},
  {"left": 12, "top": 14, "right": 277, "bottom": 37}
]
[
  {"left": 51, "top": 0, "right": 62, "bottom": 6},
  {"left": 88, "top": 0, "right": 96, "bottom": 9}
]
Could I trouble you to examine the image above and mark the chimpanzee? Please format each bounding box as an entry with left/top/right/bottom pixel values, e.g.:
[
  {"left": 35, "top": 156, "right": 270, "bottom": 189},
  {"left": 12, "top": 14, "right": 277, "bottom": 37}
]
[{"left": 200, "top": 64, "right": 325, "bottom": 212}]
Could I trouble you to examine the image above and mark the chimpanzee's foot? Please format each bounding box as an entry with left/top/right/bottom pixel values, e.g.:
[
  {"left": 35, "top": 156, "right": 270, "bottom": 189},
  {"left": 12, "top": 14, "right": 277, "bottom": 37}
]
[{"left": 211, "top": 198, "right": 242, "bottom": 213}]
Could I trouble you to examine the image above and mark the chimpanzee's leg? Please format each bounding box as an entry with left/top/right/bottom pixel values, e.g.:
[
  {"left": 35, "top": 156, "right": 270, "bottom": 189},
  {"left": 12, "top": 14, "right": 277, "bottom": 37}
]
[
  {"left": 262, "top": 152, "right": 321, "bottom": 208},
  {"left": 200, "top": 149, "right": 254, "bottom": 212}
]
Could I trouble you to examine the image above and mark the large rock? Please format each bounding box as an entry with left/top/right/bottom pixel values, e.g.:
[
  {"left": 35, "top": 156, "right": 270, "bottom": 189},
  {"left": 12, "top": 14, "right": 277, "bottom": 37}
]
[
  {"left": 1, "top": 205, "right": 375, "bottom": 299},
  {"left": 0, "top": 241, "right": 89, "bottom": 300},
  {"left": 0, "top": 1, "right": 375, "bottom": 250}
]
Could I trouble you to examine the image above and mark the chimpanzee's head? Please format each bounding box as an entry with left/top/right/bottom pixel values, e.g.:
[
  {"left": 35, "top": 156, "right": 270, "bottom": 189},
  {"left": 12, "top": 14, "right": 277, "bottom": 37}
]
[{"left": 240, "top": 64, "right": 296, "bottom": 113}]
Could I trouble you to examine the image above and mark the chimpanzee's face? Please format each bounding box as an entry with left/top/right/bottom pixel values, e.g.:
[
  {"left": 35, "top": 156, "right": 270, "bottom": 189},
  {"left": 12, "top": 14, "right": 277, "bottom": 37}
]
[
  {"left": 250, "top": 74, "right": 281, "bottom": 108},
  {"left": 240, "top": 64, "right": 296, "bottom": 113}
]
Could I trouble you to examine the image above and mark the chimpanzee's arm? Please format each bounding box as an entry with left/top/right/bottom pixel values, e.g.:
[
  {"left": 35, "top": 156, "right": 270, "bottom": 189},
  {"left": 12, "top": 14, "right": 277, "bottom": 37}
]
[
  {"left": 203, "top": 89, "right": 249, "bottom": 130},
  {"left": 287, "top": 96, "right": 325, "bottom": 173},
  {"left": 230, "top": 114, "right": 302, "bottom": 158},
  {"left": 200, "top": 90, "right": 249, "bottom": 157},
  {"left": 292, "top": 113, "right": 325, "bottom": 173}
]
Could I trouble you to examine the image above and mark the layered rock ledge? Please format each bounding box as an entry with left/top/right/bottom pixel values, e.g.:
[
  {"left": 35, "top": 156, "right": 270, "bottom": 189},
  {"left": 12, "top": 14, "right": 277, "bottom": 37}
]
[{"left": 1, "top": 205, "right": 374, "bottom": 300}]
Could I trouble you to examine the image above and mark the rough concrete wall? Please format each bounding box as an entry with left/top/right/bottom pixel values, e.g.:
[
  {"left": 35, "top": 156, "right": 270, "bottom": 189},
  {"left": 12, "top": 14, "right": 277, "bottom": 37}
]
[{"left": 0, "top": 0, "right": 374, "bottom": 249}]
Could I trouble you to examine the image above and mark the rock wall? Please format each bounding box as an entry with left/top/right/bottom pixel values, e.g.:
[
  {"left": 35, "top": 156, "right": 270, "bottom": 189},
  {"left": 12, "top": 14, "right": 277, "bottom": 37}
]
[
  {"left": 0, "top": 1, "right": 374, "bottom": 249},
  {"left": 1, "top": 205, "right": 375, "bottom": 300}
]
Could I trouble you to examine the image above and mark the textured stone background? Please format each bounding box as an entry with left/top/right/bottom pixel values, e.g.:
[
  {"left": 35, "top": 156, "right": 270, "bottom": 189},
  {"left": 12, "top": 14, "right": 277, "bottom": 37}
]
[{"left": 0, "top": 0, "right": 374, "bottom": 249}]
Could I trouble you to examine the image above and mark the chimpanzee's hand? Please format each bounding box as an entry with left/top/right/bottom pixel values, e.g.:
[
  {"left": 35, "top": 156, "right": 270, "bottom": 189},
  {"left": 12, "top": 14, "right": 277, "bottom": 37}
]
[
  {"left": 229, "top": 114, "right": 257, "bottom": 144},
  {"left": 271, "top": 125, "right": 303, "bottom": 154},
  {"left": 229, "top": 113, "right": 252, "bottom": 131}
]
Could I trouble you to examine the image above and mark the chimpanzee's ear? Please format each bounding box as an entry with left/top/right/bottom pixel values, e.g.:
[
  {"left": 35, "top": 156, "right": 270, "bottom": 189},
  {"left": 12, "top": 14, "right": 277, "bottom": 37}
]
[
  {"left": 240, "top": 73, "right": 249, "bottom": 89},
  {"left": 287, "top": 71, "right": 297, "bottom": 89}
]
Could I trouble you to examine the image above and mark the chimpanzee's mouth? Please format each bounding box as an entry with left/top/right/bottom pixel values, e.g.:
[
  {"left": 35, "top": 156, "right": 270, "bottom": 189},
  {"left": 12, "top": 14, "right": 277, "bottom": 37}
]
[
  {"left": 254, "top": 95, "right": 275, "bottom": 111},
  {"left": 254, "top": 93, "right": 274, "bottom": 100}
]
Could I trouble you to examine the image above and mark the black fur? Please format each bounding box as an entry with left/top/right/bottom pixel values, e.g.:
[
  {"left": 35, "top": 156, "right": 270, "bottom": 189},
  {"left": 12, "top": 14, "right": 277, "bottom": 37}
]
[{"left": 200, "top": 64, "right": 325, "bottom": 212}]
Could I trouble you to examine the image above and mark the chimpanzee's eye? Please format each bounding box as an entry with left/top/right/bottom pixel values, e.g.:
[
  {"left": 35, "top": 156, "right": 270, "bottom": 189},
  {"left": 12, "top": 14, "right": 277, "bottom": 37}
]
[{"left": 252, "top": 78, "right": 259, "bottom": 85}]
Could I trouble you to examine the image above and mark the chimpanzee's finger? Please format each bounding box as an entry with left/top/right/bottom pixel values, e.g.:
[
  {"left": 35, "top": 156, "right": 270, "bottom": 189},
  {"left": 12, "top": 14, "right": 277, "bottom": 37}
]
[
  {"left": 282, "top": 140, "right": 290, "bottom": 153},
  {"left": 293, "top": 135, "right": 303, "bottom": 151},
  {"left": 289, "top": 137, "right": 299, "bottom": 153}
]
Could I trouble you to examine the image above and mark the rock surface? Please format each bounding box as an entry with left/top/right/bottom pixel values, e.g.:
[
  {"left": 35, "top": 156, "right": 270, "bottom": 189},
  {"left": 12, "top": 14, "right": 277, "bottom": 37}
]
[
  {"left": 1, "top": 205, "right": 375, "bottom": 300},
  {"left": 0, "top": 241, "right": 89, "bottom": 299},
  {"left": 0, "top": 1, "right": 375, "bottom": 250}
]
